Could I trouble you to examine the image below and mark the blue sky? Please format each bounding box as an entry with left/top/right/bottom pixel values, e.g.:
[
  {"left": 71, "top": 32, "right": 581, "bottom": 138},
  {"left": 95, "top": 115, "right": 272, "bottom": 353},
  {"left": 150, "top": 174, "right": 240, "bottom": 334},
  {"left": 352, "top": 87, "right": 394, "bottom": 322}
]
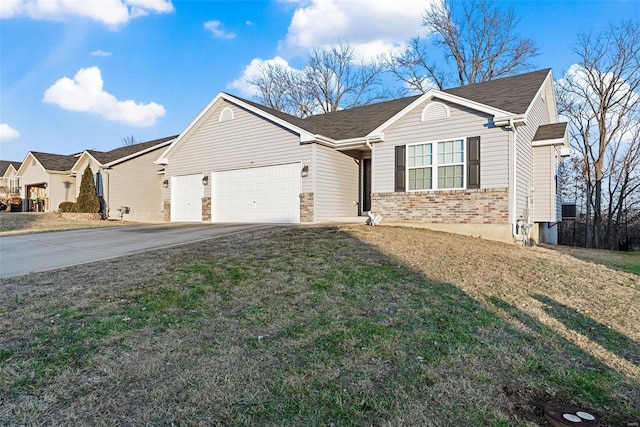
[{"left": 1, "top": 0, "right": 638, "bottom": 162}]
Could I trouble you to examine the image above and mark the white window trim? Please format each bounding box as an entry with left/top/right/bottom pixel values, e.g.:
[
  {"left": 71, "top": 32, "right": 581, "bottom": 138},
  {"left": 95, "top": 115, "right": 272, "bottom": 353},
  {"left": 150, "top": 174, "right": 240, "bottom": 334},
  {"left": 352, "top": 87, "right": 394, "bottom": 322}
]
[{"left": 407, "top": 137, "right": 467, "bottom": 191}]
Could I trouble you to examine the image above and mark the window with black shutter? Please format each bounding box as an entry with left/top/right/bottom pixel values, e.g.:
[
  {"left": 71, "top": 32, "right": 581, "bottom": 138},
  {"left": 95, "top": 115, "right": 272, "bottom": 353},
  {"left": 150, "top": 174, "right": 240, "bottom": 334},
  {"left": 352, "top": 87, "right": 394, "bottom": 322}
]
[
  {"left": 467, "top": 136, "right": 480, "bottom": 189},
  {"left": 395, "top": 145, "right": 406, "bottom": 192}
]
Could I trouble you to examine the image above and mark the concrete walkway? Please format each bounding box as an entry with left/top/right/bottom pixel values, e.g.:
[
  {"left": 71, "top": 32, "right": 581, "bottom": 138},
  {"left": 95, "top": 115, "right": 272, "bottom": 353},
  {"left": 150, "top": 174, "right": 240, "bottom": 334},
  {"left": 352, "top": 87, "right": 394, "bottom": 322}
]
[{"left": 0, "top": 223, "right": 271, "bottom": 278}]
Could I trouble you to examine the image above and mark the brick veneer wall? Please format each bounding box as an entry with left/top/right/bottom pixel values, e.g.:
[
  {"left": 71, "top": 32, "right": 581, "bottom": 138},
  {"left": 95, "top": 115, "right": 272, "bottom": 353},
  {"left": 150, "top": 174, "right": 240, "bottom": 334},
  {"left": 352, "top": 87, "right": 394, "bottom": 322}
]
[
  {"left": 163, "top": 200, "right": 170, "bottom": 222},
  {"left": 202, "top": 197, "right": 211, "bottom": 222},
  {"left": 300, "top": 192, "right": 314, "bottom": 223},
  {"left": 372, "top": 188, "right": 509, "bottom": 224}
]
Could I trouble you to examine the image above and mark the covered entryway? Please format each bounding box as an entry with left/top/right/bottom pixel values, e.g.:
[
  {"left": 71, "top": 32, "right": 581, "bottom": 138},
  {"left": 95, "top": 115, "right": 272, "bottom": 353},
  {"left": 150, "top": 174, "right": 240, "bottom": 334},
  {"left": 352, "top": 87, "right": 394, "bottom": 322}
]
[
  {"left": 212, "top": 163, "right": 301, "bottom": 223},
  {"left": 171, "top": 173, "right": 204, "bottom": 222}
]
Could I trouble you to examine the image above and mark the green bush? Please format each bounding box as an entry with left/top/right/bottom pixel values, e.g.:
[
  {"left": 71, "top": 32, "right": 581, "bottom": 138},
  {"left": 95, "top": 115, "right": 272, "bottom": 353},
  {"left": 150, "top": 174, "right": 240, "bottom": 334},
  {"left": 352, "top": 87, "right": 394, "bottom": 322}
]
[
  {"left": 58, "top": 201, "right": 75, "bottom": 213},
  {"left": 75, "top": 166, "right": 100, "bottom": 213}
]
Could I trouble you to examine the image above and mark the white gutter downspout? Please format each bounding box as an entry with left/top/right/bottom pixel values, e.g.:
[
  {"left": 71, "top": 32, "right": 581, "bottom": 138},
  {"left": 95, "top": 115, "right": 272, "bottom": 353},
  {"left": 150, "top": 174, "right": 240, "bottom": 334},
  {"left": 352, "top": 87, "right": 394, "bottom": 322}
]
[{"left": 510, "top": 118, "right": 519, "bottom": 239}]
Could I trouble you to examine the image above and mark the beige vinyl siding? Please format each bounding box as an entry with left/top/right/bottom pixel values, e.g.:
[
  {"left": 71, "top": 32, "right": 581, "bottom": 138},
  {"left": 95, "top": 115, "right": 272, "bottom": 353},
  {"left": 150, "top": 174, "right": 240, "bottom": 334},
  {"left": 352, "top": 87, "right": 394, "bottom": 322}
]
[
  {"left": 313, "top": 144, "right": 360, "bottom": 220},
  {"left": 373, "top": 99, "right": 509, "bottom": 193},
  {"left": 106, "top": 149, "right": 167, "bottom": 223},
  {"left": 19, "top": 156, "right": 49, "bottom": 188},
  {"left": 165, "top": 99, "right": 313, "bottom": 194},
  {"left": 555, "top": 146, "right": 563, "bottom": 221},
  {"left": 48, "top": 173, "right": 76, "bottom": 211},
  {"left": 532, "top": 144, "right": 555, "bottom": 222},
  {"left": 521, "top": 94, "right": 551, "bottom": 222},
  {"left": 19, "top": 156, "right": 76, "bottom": 212}
]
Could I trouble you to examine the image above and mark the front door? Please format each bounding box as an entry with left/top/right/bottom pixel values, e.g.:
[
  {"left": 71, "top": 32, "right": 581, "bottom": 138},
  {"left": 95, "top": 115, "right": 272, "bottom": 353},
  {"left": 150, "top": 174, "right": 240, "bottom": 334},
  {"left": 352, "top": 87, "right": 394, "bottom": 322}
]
[{"left": 362, "top": 159, "right": 371, "bottom": 213}]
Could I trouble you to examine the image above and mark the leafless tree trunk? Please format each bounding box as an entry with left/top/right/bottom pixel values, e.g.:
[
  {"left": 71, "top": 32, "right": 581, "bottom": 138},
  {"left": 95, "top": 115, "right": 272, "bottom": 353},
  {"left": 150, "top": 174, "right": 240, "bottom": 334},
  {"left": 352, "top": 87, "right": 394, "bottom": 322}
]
[
  {"left": 386, "top": 0, "right": 538, "bottom": 91},
  {"left": 605, "top": 127, "right": 640, "bottom": 249},
  {"left": 556, "top": 21, "right": 640, "bottom": 249},
  {"left": 247, "top": 43, "right": 386, "bottom": 118}
]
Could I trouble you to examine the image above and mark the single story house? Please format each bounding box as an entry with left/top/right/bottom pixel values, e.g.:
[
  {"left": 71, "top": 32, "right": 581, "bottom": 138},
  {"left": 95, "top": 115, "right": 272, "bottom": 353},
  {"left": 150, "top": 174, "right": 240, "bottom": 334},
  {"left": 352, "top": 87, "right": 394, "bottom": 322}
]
[
  {"left": 0, "top": 160, "right": 22, "bottom": 208},
  {"left": 154, "top": 68, "right": 568, "bottom": 244},
  {"left": 72, "top": 135, "right": 177, "bottom": 222},
  {"left": 15, "top": 152, "right": 77, "bottom": 212}
]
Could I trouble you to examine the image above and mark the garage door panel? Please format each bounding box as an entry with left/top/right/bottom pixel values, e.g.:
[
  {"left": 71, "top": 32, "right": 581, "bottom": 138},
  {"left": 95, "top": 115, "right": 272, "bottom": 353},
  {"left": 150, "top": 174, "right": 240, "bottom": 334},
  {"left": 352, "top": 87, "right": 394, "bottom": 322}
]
[
  {"left": 212, "top": 163, "right": 300, "bottom": 223},
  {"left": 171, "top": 174, "right": 203, "bottom": 222}
]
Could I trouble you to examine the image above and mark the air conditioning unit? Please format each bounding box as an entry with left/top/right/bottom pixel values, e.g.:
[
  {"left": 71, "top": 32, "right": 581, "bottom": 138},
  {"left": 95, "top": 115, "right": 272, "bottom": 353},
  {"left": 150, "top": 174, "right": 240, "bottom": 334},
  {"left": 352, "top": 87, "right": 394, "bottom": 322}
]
[{"left": 562, "top": 204, "right": 576, "bottom": 219}]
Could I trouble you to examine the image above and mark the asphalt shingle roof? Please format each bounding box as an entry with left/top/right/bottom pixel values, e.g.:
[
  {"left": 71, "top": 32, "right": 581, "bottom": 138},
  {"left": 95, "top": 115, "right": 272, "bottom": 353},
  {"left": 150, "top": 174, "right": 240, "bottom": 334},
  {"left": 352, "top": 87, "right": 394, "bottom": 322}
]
[
  {"left": 230, "top": 69, "right": 551, "bottom": 141},
  {"left": 0, "top": 160, "right": 21, "bottom": 175},
  {"left": 88, "top": 135, "right": 178, "bottom": 165},
  {"left": 30, "top": 152, "right": 77, "bottom": 172},
  {"left": 533, "top": 123, "right": 567, "bottom": 141},
  {"left": 443, "top": 69, "right": 551, "bottom": 115}
]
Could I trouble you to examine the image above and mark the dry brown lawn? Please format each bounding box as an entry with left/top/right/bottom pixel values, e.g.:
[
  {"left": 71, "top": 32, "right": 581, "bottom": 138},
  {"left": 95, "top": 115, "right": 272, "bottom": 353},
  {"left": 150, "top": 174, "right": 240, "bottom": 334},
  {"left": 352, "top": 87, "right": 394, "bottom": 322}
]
[
  {"left": 1, "top": 224, "right": 638, "bottom": 426},
  {"left": 0, "top": 212, "right": 134, "bottom": 236}
]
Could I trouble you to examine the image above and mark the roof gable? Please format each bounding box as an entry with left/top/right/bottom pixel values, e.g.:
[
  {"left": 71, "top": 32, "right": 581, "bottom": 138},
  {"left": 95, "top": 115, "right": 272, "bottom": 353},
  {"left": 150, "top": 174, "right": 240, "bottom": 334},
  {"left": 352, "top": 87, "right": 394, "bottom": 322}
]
[
  {"left": 0, "top": 161, "right": 21, "bottom": 176},
  {"left": 87, "top": 135, "right": 178, "bottom": 166},
  {"left": 159, "top": 69, "right": 554, "bottom": 161},
  {"left": 25, "top": 152, "right": 77, "bottom": 172}
]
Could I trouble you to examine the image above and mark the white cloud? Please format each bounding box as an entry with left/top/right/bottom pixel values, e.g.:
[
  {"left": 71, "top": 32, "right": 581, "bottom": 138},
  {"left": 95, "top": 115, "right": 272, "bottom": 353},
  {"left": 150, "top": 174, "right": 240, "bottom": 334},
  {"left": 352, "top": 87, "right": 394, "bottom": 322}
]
[
  {"left": 91, "top": 49, "right": 112, "bottom": 57},
  {"left": 0, "top": 0, "right": 174, "bottom": 28},
  {"left": 0, "top": 123, "right": 20, "bottom": 141},
  {"left": 281, "top": 0, "right": 433, "bottom": 61},
  {"left": 204, "top": 20, "right": 236, "bottom": 39},
  {"left": 43, "top": 66, "right": 166, "bottom": 127},
  {"left": 227, "top": 56, "right": 294, "bottom": 97}
]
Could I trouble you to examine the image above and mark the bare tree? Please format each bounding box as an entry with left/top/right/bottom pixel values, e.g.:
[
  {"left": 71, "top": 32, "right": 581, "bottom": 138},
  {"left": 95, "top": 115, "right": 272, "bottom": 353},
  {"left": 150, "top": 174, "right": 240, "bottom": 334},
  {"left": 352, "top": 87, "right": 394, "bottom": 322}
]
[
  {"left": 305, "top": 43, "right": 386, "bottom": 113},
  {"left": 556, "top": 21, "right": 640, "bottom": 248},
  {"left": 604, "top": 126, "right": 640, "bottom": 249},
  {"left": 387, "top": 0, "right": 538, "bottom": 91},
  {"left": 247, "top": 42, "right": 387, "bottom": 118},
  {"left": 121, "top": 135, "right": 140, "bottom": 146}
]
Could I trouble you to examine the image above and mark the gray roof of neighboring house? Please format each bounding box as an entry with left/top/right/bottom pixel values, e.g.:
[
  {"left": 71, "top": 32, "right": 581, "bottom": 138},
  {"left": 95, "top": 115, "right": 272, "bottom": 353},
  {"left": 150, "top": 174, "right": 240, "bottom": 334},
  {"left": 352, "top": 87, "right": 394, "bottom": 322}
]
[
  {"left": 0, "top": 160, "right": 21, "bottom": 175},
  {"left": 229, "top": 69, "right": 551, "bottom": 141},
  {"left": 87, "top": 135, "right": 178, "bottom": 165},
  {"left": 533, "top": 122, "right": 567, "bottom": 141},
  {"left": 30, "top": 152, "right": 77, "bottom": 171}
]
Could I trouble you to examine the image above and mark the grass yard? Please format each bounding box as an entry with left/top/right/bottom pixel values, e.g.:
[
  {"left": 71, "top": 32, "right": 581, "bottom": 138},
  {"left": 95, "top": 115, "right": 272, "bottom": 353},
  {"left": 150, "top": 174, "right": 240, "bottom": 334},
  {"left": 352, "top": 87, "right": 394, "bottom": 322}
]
[
  {"left": 0, "top": 212, "right": 132, "bottom": 236},
  {"left": 1, "top": 225, "right": 639, "bottom": 426}
]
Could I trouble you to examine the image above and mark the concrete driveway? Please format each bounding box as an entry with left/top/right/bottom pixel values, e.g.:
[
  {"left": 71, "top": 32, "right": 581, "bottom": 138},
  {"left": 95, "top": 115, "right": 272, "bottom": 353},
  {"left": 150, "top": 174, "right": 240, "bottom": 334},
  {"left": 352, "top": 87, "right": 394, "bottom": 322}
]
[{"left": 0, "top": 223, "right": 271, "bottom": 278}]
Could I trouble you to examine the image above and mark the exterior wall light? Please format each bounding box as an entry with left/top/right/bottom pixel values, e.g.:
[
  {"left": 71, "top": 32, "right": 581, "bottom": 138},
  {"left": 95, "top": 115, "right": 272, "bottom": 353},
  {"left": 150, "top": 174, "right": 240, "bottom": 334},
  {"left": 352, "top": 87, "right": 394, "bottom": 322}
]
[
  {"left": 162, "top": 179, "right": 169, "bottom": 188},
  {"left": 301, "top": 165, "right": 309, "bottom": 177},
  {"left": 202, "top": 175, "right": 209, "bottom": 185}
]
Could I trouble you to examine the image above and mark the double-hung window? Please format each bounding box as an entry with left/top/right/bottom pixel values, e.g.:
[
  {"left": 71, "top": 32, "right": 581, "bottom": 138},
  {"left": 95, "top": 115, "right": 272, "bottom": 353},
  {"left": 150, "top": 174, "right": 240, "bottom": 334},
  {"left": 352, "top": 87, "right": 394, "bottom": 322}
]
[{"left": 407, "top": 138, "right": 465, "bottom": 191}]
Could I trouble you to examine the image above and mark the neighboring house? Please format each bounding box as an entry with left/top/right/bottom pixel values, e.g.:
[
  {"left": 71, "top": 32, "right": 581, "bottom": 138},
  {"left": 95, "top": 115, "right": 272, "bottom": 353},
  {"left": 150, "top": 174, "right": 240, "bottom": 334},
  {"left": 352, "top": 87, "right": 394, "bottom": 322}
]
[
  {"left": 72, "top": 135, "right": 177, "bottom": 222},
  {"left": 0, "top": 160, "right": 22, "bottom": 208},
  {"left": 156, "top": 68, "right": 569, "bottom": 244},
  {"left": 15, "top": 152, "right": 77, "bottom": 212}
]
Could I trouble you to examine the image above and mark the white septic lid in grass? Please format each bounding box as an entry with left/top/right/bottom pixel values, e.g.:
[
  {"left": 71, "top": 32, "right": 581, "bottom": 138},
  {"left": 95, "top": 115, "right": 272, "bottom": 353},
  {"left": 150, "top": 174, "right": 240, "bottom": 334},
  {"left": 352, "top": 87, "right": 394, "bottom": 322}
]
[
  {"left": 577, "top": 412, "right": 596, "bottom": 421},
  {"left": 562, "top": 413, "right": 582, "bottom": 423}
]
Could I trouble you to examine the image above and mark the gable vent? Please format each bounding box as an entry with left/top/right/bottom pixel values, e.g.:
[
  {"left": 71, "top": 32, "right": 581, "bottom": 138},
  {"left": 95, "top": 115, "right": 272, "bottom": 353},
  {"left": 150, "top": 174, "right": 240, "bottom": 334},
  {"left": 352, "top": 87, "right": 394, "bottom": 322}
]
[
  {"left": 421, "top": 102, "right": 449, "bottom": 122},
  {"left": 219, "top": 107, "right": 234, "bottom": 122}
]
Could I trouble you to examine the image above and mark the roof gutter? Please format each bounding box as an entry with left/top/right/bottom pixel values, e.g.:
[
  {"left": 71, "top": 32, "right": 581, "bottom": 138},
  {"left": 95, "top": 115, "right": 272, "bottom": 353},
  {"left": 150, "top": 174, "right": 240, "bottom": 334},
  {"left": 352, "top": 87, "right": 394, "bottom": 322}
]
[
  {"left": 494, "top": 114, "right": 526, "bottom": 127},
  {"left": 309, "top": 134, "right": 384, "bottom": 150}
]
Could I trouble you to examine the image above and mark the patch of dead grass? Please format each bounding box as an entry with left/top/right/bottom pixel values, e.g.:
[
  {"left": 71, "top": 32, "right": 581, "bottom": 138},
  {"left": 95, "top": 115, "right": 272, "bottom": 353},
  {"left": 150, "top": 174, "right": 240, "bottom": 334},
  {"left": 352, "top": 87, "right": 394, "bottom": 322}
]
[{"left": 0, "top": 212, "right": 133, "bottom": 236}]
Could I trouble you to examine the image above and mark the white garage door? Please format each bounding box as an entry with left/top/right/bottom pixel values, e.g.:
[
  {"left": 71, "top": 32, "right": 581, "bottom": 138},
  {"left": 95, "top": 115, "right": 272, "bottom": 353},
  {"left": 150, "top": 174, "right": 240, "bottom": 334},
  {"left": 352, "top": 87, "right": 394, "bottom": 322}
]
[
  {"left": 212, "top": 163, "right": 301, "bottom": 223},
  {"left": 171, "top": 173, "right": 203, "bottom": 222}
]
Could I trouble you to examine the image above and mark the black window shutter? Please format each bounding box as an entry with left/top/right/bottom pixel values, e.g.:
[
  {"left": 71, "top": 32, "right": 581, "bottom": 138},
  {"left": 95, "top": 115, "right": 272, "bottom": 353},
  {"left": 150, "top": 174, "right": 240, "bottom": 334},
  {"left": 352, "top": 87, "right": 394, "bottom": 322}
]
[
  {"left": 395, "top": 145, "right": 406, "bottom": 192},
  {"left": 467, "top": 136, "right": 480, "bottom": 189}
]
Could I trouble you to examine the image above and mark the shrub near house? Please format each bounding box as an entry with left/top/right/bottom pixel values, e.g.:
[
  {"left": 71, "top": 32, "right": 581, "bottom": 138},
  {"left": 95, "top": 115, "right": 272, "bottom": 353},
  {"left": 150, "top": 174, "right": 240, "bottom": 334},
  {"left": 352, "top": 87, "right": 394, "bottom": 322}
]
[{"left": 75, "top": 166, "right": 100, "bottom": 213}]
